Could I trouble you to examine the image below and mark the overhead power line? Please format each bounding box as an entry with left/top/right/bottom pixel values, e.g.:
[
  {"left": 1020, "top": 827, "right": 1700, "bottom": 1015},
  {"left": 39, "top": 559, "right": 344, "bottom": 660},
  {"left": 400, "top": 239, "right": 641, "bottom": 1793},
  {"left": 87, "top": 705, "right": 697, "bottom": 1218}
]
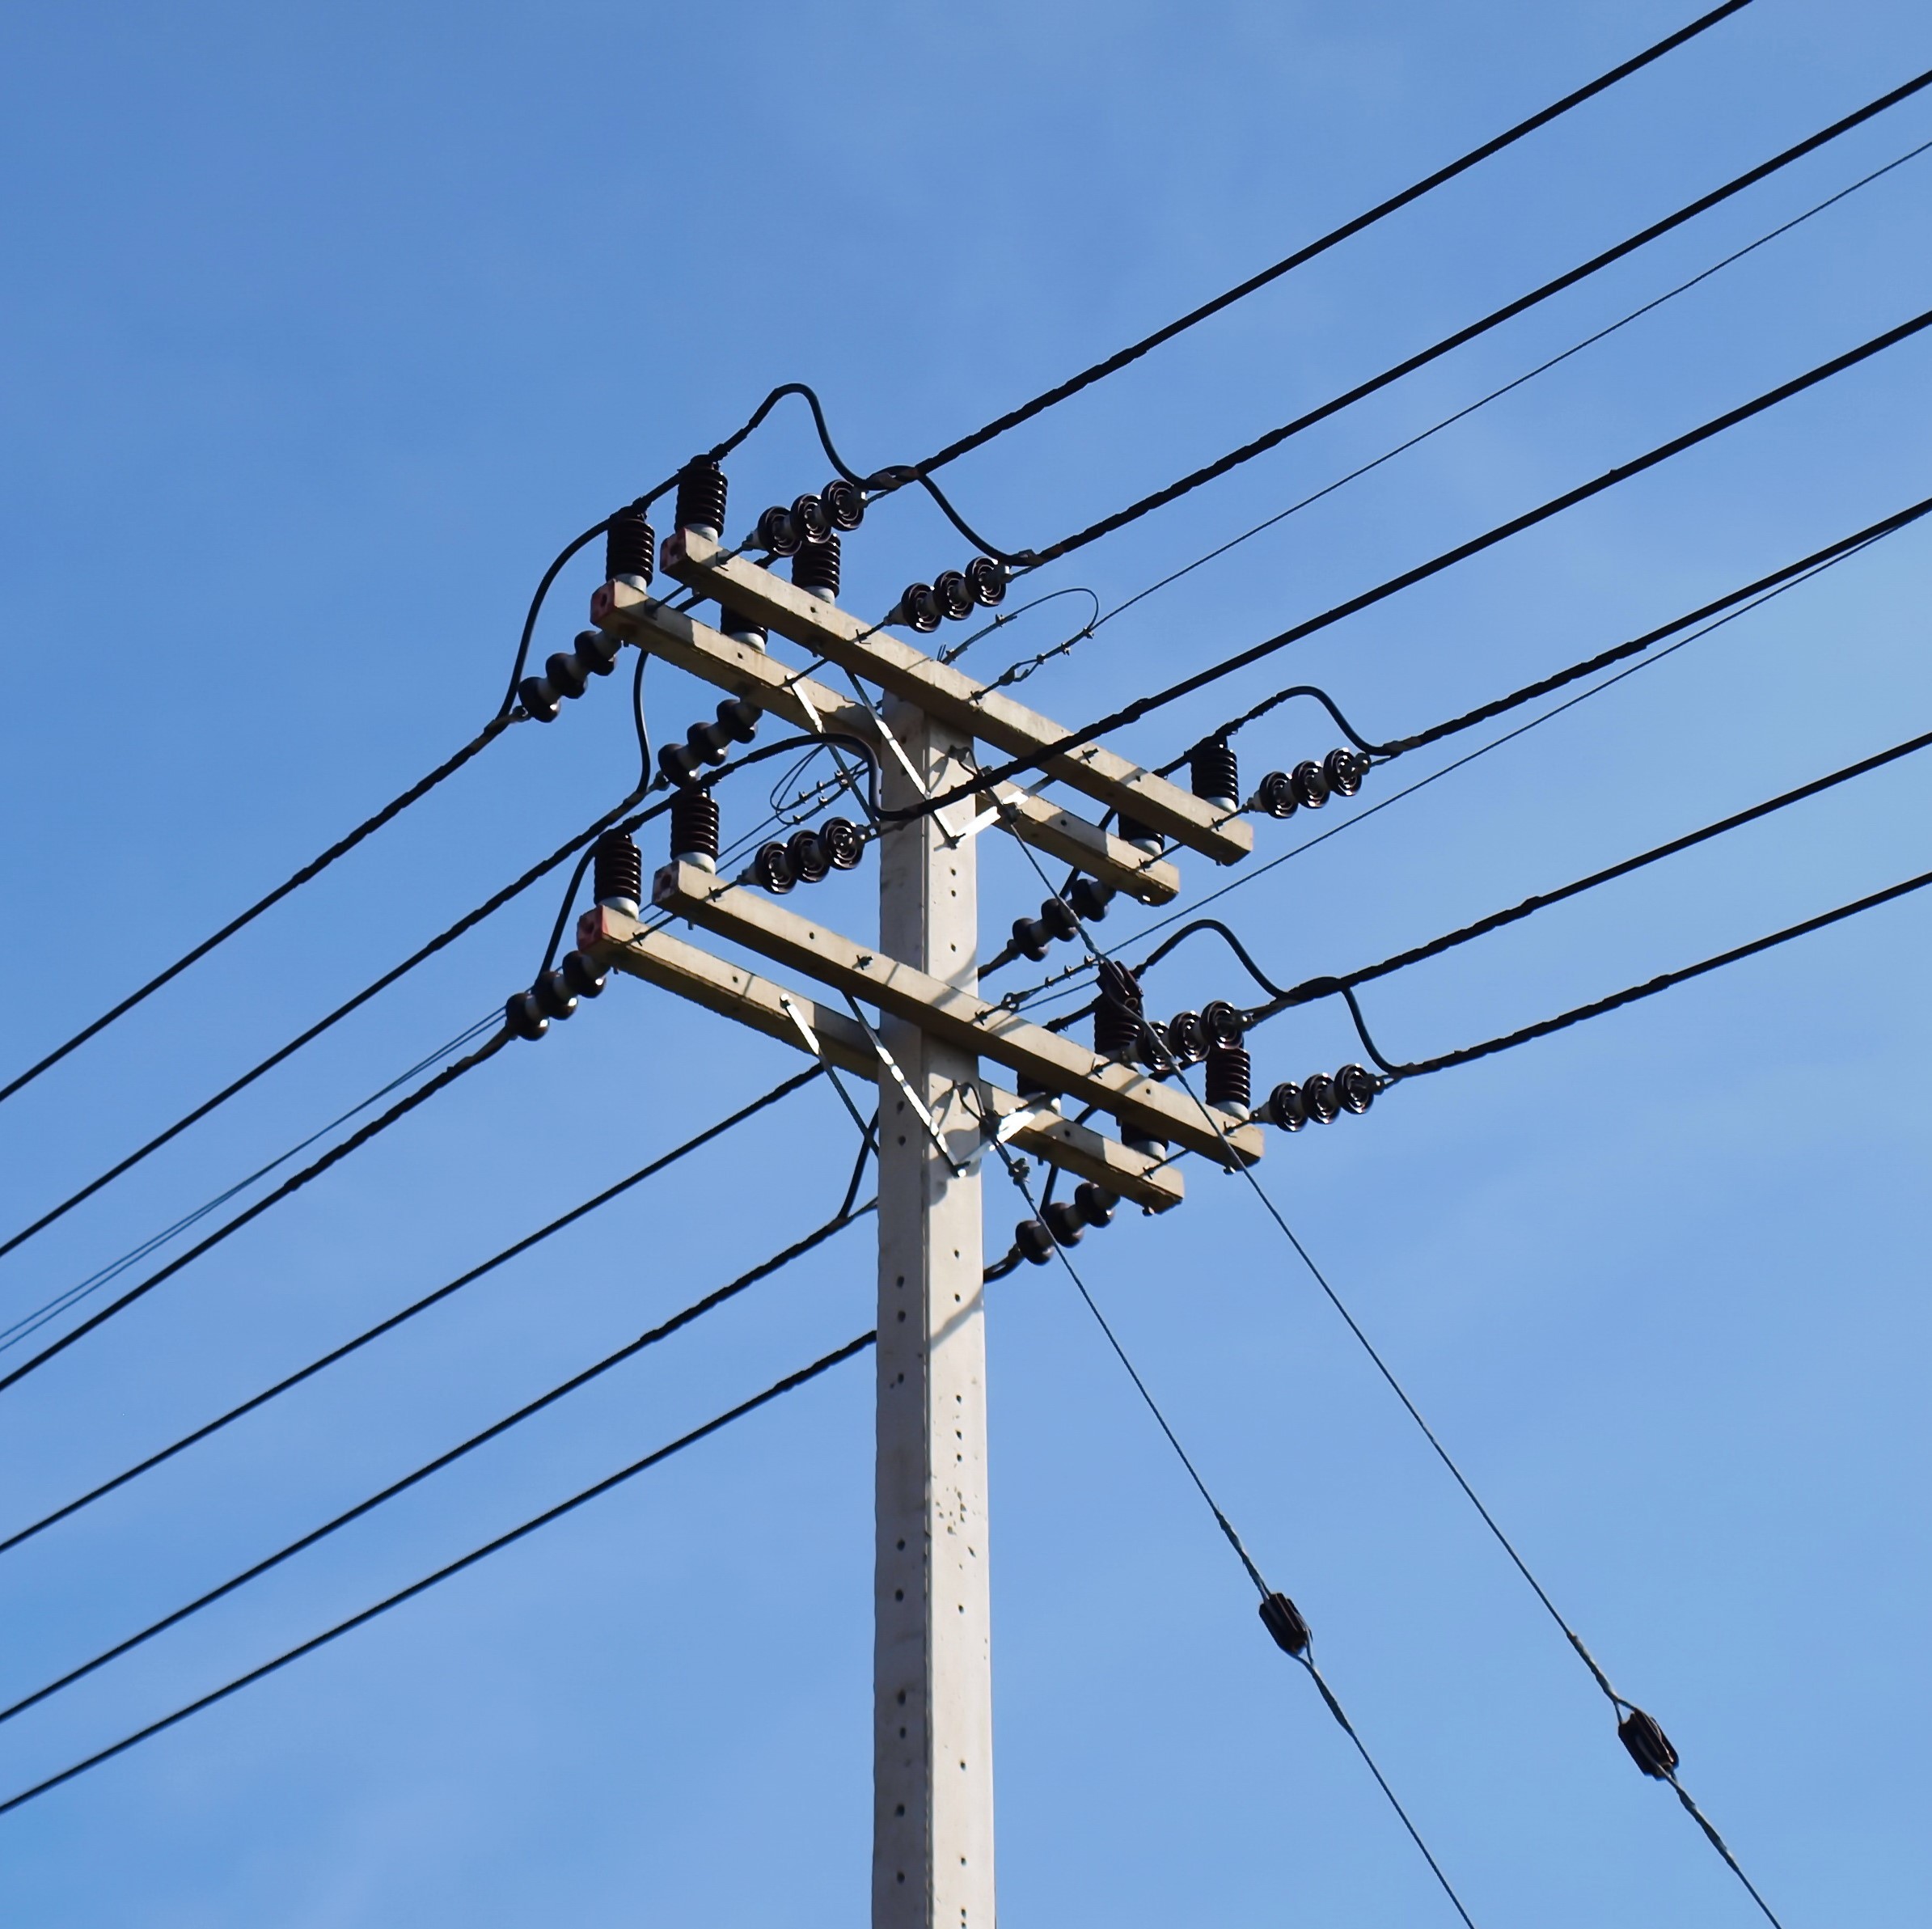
[
  {"left": 0, "top": 1068, "right": 824, "bottom": 1559},
  {"left": 899, "top": 301, "right": 1932, "bottom": 823},
  {"left": 0, "top": 1028, "right": 512, "bottom": 1398},
  {"left": 0, "top": 1331, "right": 877, "bottom": 1822},
  {"left": 0, "top": 1198, "right": 874, "bottom": 1732}
]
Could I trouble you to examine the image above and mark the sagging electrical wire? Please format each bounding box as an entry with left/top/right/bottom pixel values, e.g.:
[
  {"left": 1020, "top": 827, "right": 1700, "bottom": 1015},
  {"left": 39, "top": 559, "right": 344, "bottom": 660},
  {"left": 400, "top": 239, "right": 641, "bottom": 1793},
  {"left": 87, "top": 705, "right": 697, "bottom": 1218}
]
[
  {"left": 0, "top": 1068, "right": 826, "bottom": 1560},
  {"left": 1004, "top": 809, "right": 1787, "bottom": 1923},
  {"left": 889, "top": 302, "right": 1932, "bottom": 828},
  {"left": 0, "top": 1011, "right": 501, "bottom": 1358},
  {"left": 976, "top": 1119, "right": 1480, "bottom": 1927},
  {"left": 0, "top": 1331, "right": 877, "bottom": 1822},
  {"left": 0, "top": 1026, "right": 516, "bottom": 1399},
  {"left": 996, "top": 137, "right": 1932, "bottom": 704},
  {"left": 0, "top": 1183, "right": 878, "bottom": 1734}
]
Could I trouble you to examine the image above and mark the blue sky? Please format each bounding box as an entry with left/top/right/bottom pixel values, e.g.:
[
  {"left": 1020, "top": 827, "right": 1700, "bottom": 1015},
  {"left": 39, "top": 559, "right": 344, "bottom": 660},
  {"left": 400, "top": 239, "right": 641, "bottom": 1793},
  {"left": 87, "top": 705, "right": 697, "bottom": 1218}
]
[{"left": 2, "top": 2, "right": 1928, "bottom": 1923}]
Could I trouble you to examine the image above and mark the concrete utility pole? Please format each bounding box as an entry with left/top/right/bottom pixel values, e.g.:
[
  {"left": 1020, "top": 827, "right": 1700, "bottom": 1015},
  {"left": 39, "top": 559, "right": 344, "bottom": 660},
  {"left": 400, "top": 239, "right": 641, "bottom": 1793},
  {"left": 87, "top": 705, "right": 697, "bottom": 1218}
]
[{"left": 584, "top": 521, "right": 1262, "bottom": 1928}]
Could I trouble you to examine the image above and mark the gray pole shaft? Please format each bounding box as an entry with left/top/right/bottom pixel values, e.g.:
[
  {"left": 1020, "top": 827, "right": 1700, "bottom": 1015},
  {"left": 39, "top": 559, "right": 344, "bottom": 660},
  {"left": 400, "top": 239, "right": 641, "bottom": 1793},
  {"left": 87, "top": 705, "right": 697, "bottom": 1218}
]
[{"left": 872, "top": 698, "right": 995, "bottom": 1927}]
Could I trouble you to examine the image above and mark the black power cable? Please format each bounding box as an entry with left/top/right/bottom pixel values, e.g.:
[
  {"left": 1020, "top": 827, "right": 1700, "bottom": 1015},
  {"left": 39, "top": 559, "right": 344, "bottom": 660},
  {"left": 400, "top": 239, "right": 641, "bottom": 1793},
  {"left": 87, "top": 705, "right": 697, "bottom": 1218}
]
[
  {"left": 0, "top": 1028, "right": 514, "bottom": 1398},
  {"left": 0, "top": 1331, "right": 877, "bottom": 1822},
  {"left": 1019, "top": 66, "right": 1932, "bottom": 569},
  {"left": 0, "top": 1199, "right": 875, "bottom": 1731},
  {"left": 0, "top": 1068, "right": 826, "bottom": 1560},
  {"left": 894, "top": 301, "right": 1932, "bottom": 825}
]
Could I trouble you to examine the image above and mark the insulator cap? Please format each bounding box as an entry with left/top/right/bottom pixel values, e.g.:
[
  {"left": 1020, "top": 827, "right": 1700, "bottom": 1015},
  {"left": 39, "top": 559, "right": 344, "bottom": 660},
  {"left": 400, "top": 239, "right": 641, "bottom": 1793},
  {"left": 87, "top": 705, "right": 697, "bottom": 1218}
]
[
  {"left": 1302, "top": 1072, "right": 1341, "bottom": 1123},
  {"left": 1335, "top": 1064, "right": 1377, "bottom": 1114},
  {"left": 594, "top": 831, "right": 643, "bottom": 912},
  {"left": 822, "top": 477, "right": 865, "bottom": 531},
  {"left": 1258, "top": 1591, "right": 1311, "bottom": 1656},
  {"left": 604, "top": 506, "right": 655, "bottom": 585},
  {"left": 1324, "top": 747, "right": 1368, "bottom": 797},
  {"left": 753, "top": 841, "right": 797, "bottom": 894},
  {"left": 933, "top": 569, "right": 974, "bottom": 621},
  {"left": 518, "top": 675, "right": 562, "bottom": 724},
  {"left": 674, "top": 455, "right": 727, "bottom": 539},
  {"left": 670, "top": 789, "right": 721, "bottom": 871},
  {"left": 533, "top": 968, "right": 578, "bottom": 1022},
  {"left": 755, "top": 503, "right": 801, "bottom": 556},
  {"left": 791, "top": 531, "right": 840, "bottom": 600},
  {"left": 1617, "top": 1708, "right": 1680, "bottom": 1780},
  {"left": 1015, "top": 1218, "right": 1055, "bottom": 1266},
  {"left": 1291, "top": 759, "right": 1330, "bottom": 810},
  {"left": 1190, "top": 736, "right": 1240, "bottom": 810},
  {"left": 1165, "top": 1010, "right": 1207, "bottom": 1065},
  {"left": 545, "top": 650, "right": 589, "bottom": 702},
  {"left": 822, "top": 817, "right": 864, "bottom": 870},
  {"left": 965, "top": 555, "right": 1006, "bottom": 607},
  {"left": 1204, "top": 1041, "right": 1251, "bottom": 1115},
  {"left": 787, "top": 828, "right": 831, "bottom": 886},
  {"left": 1067, "top": 878, "right": 1114, "bottom": 923},
  {"left": 1265, "top": 1081, "right": 1307, "bottom": 1131},
  {"left": 1254, "top": 771, "right": 1297, "bottom": 819},
  {"left": 898, "top": 582, "right": 942, "bottom": 632},
  {"left": 1201, "top": 1000, "right": 1244, "bottom": 1049},
  {"left": 505, "top": 990, "right": 549, "bottom": 1042},
  {"left": 1074, "top": 1182, "right": 1117, "bottom": 1229},
  {"left": 560, "top": 950, "right": 607, "bottom": 999},
  {"left": 575, "top": 629, "right": 623, "bottom": 675}
]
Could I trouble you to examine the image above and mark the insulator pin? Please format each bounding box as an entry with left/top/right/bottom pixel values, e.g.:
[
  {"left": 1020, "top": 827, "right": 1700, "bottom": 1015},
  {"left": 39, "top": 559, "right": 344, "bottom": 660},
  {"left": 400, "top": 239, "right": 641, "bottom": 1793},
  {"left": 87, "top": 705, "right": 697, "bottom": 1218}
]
[
  {"left": 604, "top": 506, "right": 655, "bottom": 586},
  {"left": 670, "top": 789, "right": 721, "bottom": 873},
  {"left": 1258, "top": 1592, "right": 1311, "bottom": 1656},
  {"left": 593, "top": 831, "right": 643, "bottom": 916},
  {"left": 674, "top": 457, "right": 728, "bottom": 540}
]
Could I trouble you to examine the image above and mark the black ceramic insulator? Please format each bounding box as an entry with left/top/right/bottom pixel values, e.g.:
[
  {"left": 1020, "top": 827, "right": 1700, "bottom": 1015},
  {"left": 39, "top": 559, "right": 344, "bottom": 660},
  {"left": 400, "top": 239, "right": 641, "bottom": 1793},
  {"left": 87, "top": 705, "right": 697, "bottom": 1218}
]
[
  {"left": 1015, "top": 1219, "right": 1055, "bottom": 1266},
  {"left": 1291, "top": 759, "right": 1330, "bottom": 810},
  {"left": 755, "top": 504, "right": 802, "bottom": 556},
  {"left": 594, "top": 831, "right": 643, "bottom": 910},
  {"left": 791, "top": 532, "right": 840, "bottom": 599},
  {"left": 1190, "top": 736, "right": 1240, "bottom": 808},
  {"left": 1335, "top": 1064, "right": 1377, "bottom": 1114},
  {"left": 605, "top": 506, "right": 656, "bottom": 584},
  {"left": 546, "top": 650, "right": 589, "bottom": 702},
  {"left": 575, "top": 628, "right": 623, "bottom": 675},
  {"left": 822, "top": 817, "right": 864, "bottom": 870},
  {"left": 1265, "top": 1081, "right": 1307, "bottom": 1132},
  {"left": 657, "top": 742, "right": 701, "bottom": 787},
  {"left": 1165, "top": 1010, "right": 1208, "bottom": 1065},
  {"left": 1324, "top": 747, "right": 1368, "bottom": 797},
  {"left": 1067, "top": 878, "right": 1114, "bottom": 923},
  {"left": 560, "top": 950, "right": 607, "bottom": 999},
  {"left": 791, "top": 493, "right": 832, "bottom": 546},
  {"left": 1093, "top": 959, "right": 1144, "bottom": 1061},
  {"left": 687, "top": 719, "right": 733, "bottom": 765},
  {"left": 1205, "top": 1041, "right": 1251, "bottom": 1113},
  {"left": 753, "top": 841, "right": 797, "bottom": 894},
  {"left": 1617, "top": 1709, "right": 1680, "bottom": 1780},
  {"left": 715, "top": 696, "right": 760, "bottom": 744},
  {"left": 1010, "top": 916, "right": 1050, "bottom": 963},
  {"left": 1202, "top": 1000, "right": 1244, "bottom": 1049},
  {"left": 533, "top": 969, "right": 578, "bottom": 1022},
  {"left": 1115, "top": 812, "right": 1160, "bottom": 851},
  {"left": 965, "top": 555, "right": 1006, "bottom": 607},
  {"left": 674, "top": 456, "right": 727, "bottom": 538},
  {"left": 822, "top": 477, "right": 865, "bottom": 531},
  {"left": 518, "top": 675, "right": 562, "bottom": 723},
  {"left": 719, "top": 606, "right": 767, "bottom": 648},
  {"left": 787, "top": 828, "right": 831, "bottom": 885},
  {"left": 1038, "top": 895, "right": 1080, "bottom": 941},
  {"left": 1258, "top": 1592, "right": 1311, "bottom": 1656},
  {"left": 505, "top": 990, "right": 548, "bottom": 1042},
  {"left": 1254, "top": 771, "right": 1297, "bottom": 819},
  {"left": 670, "top": 789, "right": 721, "bottom": 867},
  {"left": 1074, "top": 1182, "right": 1117, "bottom": 1229},
  {"left": 899, "top": 582, "right": 942, "bottom": 632},
  {"left": 1042, "top": 1200, "right": 1086, "bottom": 1247},
  {"left": 1302, "top": 1072, "right": 1341, "bottom": 1123},
  {"left": 933, "top": 569, "right": 974, "bottom": 621}
]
